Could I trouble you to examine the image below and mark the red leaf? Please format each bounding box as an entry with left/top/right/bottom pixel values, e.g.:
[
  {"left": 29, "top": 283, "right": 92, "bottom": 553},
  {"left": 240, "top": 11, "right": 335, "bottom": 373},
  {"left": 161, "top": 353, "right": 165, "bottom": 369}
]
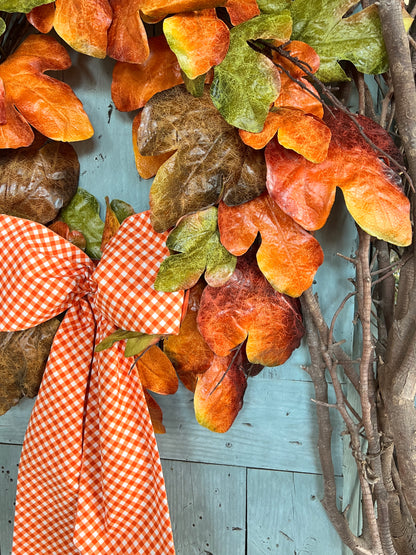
[
  {"left": 197, "top": 250, "right": 304, "bottom": 366},
  {"left": 144, "top": 390, "right": 166, "bottom": 434},
  {"left": 266, "top": 109, "right": 412, "bottom": 246},
  {"left": 27, "top": 3, "right": 56, "bottom": 33}
]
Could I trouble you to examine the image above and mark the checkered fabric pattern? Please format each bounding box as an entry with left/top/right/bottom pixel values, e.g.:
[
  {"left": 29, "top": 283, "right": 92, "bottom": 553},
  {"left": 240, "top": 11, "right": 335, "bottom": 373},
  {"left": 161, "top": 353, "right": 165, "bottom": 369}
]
[{"left": 0, "top": 213, "right": 183, "bottom": 554}]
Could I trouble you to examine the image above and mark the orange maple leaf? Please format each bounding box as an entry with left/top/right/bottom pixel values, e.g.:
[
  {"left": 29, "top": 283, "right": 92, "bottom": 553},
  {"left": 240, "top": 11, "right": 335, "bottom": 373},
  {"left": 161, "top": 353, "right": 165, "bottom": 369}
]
[{"left": 0, "top": 34, "right": 93, "bottom": 149}]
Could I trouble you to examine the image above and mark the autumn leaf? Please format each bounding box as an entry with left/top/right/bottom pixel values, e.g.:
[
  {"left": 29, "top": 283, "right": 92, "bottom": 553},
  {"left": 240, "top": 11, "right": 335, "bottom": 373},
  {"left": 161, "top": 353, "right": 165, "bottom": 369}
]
[
  {"left": 240, "top": 107, "right": 330, "bottom": 163},
  {"left": 155, "top": 207, "right": 236, "bottom": 292},
  {"left": 95, "top": 329, "right": 161, "bottom": 356},
  {"left": 0, "top": 140, "right": 79, "bottom": 224},
  {"left": 239, "top": 40, "right": 329, "bottom": 158},
  {"left": 144, "top": 390, "right": 166, "bottom": 434},
  {"left": 101, "top": 196, "right": 121, "bottom": 252},
  {"left": 107, "top": 0, "right": 149, "bottom": 63},
  {"left": 226, "top": 0, "right": 260, "bottom": 25},
  {"left": 49, "top": 221, "right": 87, "bottom": 250},
  {"left": 197, "top": 249, "right": 304, "bottom": 366},
  {"left": 194, "top": 349, "right": 247, "bottom": 433},
  {"left": 28, "top": 0, "right": 149, "bottom": 62},
  {"left": 210, "top": 12, "right": 292, "bottom": 132},
  {"left": 0, "top": 34, "right": 93, "bottom": 148},
  {"left": 132, "top": 112, "right": 174, "bottom": 179},
  {"left": 272, "top": 40, "right": 322, "bottom": 116},
  {"left": 164, "top": 281, "right": 214, "bottom": 392},
  {"left": 61, "top": 188, "right": 105, "bottom": 259},
  {"left": 110, "top": 199, "right": 135, "bottom": 223},
  {"left": 140, "top": 0, "right": 228, "bottom": 22},
  {"left": 218, "top": 193, "right": 323, "bottom": 297},
  {"left": 54, "top": 0, "right": 112, "bottom": 58},
  {"left": 289, "top": 0, "right": 388, "bottom": 82},
  {"left": 163, "top": 9, "right": 229, "bottom": 80},
  {"left": 1, "top": 0, "right": 53, "bottom": 13},
  {"left": 112, "top": 35, "right": 183, "bottom": 112},
  {"left": 266, "top": 109, "right": 412, "bottom": 246},
  {"left": 134, "top": 345, "right": 178, "bottom": 395},
  {"left": 27, "top": 3, "right": 55, "bottom": 33},
  {"left": 137, "top": 85, "right": 266, "bottom": 232}
]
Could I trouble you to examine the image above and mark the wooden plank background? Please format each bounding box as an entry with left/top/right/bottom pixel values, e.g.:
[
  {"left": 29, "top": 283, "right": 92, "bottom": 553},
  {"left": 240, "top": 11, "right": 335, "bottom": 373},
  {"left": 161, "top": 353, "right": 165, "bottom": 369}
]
[{"left": 0, "top": 50, "right": 358, "bottom": 554}]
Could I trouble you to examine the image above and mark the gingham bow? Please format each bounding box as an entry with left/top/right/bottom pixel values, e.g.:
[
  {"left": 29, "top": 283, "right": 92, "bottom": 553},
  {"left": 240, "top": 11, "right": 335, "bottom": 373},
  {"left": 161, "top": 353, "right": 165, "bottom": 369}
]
[{"left": 0, "top": 212, "right": 184, "bottom": 554}]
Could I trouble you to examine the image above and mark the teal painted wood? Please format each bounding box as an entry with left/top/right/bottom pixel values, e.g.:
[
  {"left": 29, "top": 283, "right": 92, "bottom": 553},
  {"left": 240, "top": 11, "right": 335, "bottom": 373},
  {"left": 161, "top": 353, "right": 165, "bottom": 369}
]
[
  {"left": 0, "top": 443, "right": 21, "bottom": 555},
  {"left": 0, "top": 398, "right": 35, "bottom": 444},
  {"left": 247, "top": 469, "right": 344, "bottom": 554},
  {"left": 162, "top": 460, "right": 246, "bottom": 555},
  {"left": 155, "top": 379, "right": 344, "bottom": 476}
]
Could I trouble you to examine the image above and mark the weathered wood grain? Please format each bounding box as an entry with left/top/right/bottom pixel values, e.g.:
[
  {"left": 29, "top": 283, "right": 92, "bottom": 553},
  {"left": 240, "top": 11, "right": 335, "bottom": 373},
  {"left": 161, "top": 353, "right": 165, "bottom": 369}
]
[
  {"left": 247, "top": 468, "right": 345, "bottom": 554},
  {"left": 0, "top": 443, "right": 21, "bottom": 555},
  {"left": 155, "top": 379, "right": 344, "bottom": 476},
  {"left": 0, "top": 398, "right": 35, "bottom": 444},
  {"left": 162, "top": 459, "right": 246, "bottom": 555}
]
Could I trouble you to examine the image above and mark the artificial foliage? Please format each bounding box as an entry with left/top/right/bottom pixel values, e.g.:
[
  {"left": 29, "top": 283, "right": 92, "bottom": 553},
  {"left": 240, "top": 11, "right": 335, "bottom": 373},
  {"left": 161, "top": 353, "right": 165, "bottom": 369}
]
[
  {"left": 1, "top": 2, "right": 415, "bottom": 552},
  {"left": 0, "top": 0, "right": 411, "bottom": 434},
  {"left": 0, "top": 0, "right": 411, "bottom": 431}
]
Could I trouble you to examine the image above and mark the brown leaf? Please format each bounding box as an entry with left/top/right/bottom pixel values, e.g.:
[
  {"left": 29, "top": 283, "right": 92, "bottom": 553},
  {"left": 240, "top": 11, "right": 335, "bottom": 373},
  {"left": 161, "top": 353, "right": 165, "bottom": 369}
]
[
  {"left": 138, "top": 85, "right": 266, "bottom": 232},
  {"left": 0, "top": 318, "right": 60, "bottom": 415},
  {"left": 0, "top": 141, "right": 79, "bottom": 224},
  {"left": 132, "top": 112, "right": 174, "bottom": 179}
]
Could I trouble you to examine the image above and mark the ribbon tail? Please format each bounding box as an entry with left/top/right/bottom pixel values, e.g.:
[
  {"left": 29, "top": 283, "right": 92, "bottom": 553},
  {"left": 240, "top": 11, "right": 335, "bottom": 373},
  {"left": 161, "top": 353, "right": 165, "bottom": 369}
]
[
  {"left": 12, "top": 299, "right": 96, "bottom": 555},
  {"left": 73, "top": 317, "right": 175, "bottom": 554}
]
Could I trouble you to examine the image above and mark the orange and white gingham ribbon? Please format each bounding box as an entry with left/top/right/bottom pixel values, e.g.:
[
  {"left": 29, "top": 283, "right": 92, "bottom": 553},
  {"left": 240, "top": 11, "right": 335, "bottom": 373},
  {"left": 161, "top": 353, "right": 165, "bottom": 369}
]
[{"left": 0, "top": 212, "right": 184, "bottom": 554}]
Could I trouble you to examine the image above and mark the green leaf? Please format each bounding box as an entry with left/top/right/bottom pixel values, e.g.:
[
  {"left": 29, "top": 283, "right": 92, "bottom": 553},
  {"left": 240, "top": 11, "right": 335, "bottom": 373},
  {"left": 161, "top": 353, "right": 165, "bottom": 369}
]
[
  {"left": 154, "top": 207, "right": 236, "bottom": 292},
  {"left": 181, "top": 70, "right": 206, "bottom": 98},
  {"left": 61, "top": 188, "right": 104, "bottom": 260},
  {"left": 257, "top": 0, "right": 291, "bottom": 14},
  {"left": 290, "top": 0, "right": 388, "bottom": 82},
  {"left": 210, "top": 12, "right": 292, "bottom": 132},
  {"left": 0, "top": 0, "right": 53, "bottom": 13},
  {"left": 95, "top": 330, "right": 145, "bottom": 352},
  {"left": 95, "top": 329, "right": 161, "bottom": 356},
  {"left": 124, "top": 334, "right": 161, "bottom": 357},
  {"left": 0, "top": 18, "right": 5, "bottom": 36},
  {"left": 110, "top": 199, "right": 135, "bottom": 223}
]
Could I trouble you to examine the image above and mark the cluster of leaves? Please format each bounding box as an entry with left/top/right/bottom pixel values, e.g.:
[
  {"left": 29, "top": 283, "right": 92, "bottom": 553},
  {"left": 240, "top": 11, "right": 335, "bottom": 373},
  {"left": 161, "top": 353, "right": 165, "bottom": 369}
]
[{"left": 0, "top": 1, "right": 412, "bottom": 433}]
